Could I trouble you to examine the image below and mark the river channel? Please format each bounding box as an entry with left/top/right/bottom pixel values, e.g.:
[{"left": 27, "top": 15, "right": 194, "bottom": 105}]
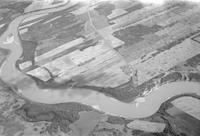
[{"left": 0, "top": 1, "right": 200, "bottom": 119}]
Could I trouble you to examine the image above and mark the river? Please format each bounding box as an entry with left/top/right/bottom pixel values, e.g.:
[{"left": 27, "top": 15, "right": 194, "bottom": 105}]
[{"left": 0, "top": 0, "right": 200, "bottom": 119}]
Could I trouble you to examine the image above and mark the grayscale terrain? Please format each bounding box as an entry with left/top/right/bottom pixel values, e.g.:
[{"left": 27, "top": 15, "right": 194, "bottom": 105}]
[{"left": 0, "top": 0, "right": 200, "bottom": 136}]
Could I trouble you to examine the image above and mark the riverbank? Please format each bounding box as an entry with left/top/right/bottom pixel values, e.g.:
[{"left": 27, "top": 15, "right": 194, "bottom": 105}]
[
  {"left": 24, "top": 53, "right": 200, "bottom": 105},
  {"left": 0, "top": 0, "right": 32, "bottom": 36},
  {"left": 11, "top": 53, "right": 200, "bottom": 135},
  {"left": 0, "top": 78, "right": 199, "bottom": 136}
]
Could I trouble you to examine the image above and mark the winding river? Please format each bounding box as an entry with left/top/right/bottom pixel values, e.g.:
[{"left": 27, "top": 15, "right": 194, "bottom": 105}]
[{"left": 0, "top": 1, "right": 200, "bottom": 119}]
